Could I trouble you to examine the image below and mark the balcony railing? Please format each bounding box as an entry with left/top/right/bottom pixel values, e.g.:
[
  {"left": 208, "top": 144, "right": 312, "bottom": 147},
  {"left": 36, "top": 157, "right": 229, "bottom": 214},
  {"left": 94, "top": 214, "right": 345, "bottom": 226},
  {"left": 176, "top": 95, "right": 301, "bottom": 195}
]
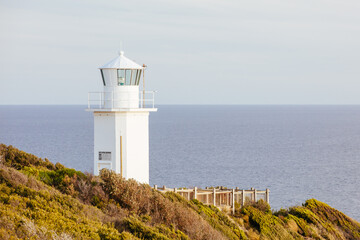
[{"left": 87, "top": 91, "right": 155, "bottom": 109}]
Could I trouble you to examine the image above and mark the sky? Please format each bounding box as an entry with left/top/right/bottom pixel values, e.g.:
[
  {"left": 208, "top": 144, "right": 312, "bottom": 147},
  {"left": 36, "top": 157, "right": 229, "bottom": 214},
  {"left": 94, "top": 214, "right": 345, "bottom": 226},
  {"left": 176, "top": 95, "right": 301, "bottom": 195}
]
[{"left": 0, "top": 0, "right": 360, "bottom": 105}]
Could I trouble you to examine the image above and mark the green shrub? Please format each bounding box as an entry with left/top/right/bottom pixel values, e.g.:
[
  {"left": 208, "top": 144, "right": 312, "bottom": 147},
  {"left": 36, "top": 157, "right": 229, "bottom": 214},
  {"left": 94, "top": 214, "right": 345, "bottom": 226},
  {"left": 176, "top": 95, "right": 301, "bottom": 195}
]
[
  {"left": 122, "top": 215, "right": 170, "bottom": 239},
  {"left": 242, "top": 205, "right": 294, "bottom": 239},
  {"left": 1, "top": 144, "right": 360, "bottom": 240},
  {"left": 245, "top": 199, "right": 271, "bottom": 213}
]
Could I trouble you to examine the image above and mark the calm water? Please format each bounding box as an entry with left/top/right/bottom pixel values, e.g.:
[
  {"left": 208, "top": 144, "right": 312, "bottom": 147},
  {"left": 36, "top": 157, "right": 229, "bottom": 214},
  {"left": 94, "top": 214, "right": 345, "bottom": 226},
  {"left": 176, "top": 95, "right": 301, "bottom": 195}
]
[{"left": 0, "top": 105, "right": 359, "bottom": 221}]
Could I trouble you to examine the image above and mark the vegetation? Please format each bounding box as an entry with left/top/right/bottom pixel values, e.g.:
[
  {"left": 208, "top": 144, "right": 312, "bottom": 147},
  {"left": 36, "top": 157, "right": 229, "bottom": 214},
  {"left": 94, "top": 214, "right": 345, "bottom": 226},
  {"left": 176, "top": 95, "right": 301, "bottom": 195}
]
[{"left": 0, "top": 144, "right": 359, "bottom": 239}]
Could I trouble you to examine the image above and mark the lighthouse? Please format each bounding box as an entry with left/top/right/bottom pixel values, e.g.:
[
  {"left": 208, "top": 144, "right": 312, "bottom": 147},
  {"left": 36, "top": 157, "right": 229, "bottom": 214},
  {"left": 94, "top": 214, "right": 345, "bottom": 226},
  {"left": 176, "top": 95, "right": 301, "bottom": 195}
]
[{"left": 87, "top": 51, "right": 157, "bottom": 184}]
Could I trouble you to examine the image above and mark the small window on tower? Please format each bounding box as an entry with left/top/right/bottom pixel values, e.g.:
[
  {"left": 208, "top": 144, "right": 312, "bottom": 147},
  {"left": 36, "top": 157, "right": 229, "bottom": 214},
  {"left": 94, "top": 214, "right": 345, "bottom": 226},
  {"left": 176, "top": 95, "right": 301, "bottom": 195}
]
[
  {"left": 100, "top": 69, "right": 106, "bottom": 86},
  {"left": 117, "top": 70, "right": 125, "bottom": 86},
  {"left": 99, "top": 152, "right": 111, "bottom": 161},
  {"left": 131, "top": 69, "right": 137, "bottom": 85},
  {"left": 125, "top": 69, "right": 131, "bottom": 85},
  {"left": 136, "top": 70, "right": 142, "bottom": 85}
]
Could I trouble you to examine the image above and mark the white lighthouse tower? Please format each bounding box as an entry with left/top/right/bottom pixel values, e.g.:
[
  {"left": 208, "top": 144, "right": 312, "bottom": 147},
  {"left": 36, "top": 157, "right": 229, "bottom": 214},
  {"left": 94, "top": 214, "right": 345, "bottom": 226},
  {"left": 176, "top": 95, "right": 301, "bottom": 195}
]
[{"left": 87, "top": 51, "right": 157, "bottom": 184}]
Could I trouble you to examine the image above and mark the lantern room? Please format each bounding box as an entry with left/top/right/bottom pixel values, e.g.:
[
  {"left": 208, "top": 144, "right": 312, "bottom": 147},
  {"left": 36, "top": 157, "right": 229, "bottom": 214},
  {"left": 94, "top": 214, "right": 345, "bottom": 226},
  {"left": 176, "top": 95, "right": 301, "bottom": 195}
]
[
  {"left": 87, "top": 51, "right": 155, "bottom": 110},
  {"left": 99, "top": 51, "right": 144, "bottom": 87},
  {"left": 94, "top": 51, "right": 147, "bottom": 109}
]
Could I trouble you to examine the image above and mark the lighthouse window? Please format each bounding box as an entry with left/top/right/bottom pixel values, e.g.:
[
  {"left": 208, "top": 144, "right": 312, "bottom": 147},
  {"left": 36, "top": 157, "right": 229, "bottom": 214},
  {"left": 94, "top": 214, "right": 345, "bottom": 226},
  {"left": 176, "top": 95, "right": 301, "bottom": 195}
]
[
  {"left": 129, "top": 69, "right": 134, "bottom": 85},
  {"left": 116, "top": 69, "right": 142, "bottom": 86},
  {"left": 136, "top": 70, "right": 142, "bottom": 85},
  {"left": 131, "top": 69, "right": 137, "bottom": 85},
  {"left": 125, "top": 69, "right": 131, "bottom": 85},
  {"left": 117, "top": 70, "right": 125, "bottom": 86},
  {"left": 134, "top": 70, "right": 139, "bottom": 85},
  {"left": 100, "top": 70, "right": 106, "bottom": 86},
  {"left": 99, "top": 151, "right": 111, "bottom": 161}
]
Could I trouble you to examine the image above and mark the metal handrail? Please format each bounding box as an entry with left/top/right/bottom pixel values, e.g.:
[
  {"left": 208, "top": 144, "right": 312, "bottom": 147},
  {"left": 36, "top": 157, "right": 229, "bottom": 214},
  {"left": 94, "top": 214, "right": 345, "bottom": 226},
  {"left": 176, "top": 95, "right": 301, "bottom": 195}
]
[{"left": 87, "top": 91, "right": 156, "bottom": 109}]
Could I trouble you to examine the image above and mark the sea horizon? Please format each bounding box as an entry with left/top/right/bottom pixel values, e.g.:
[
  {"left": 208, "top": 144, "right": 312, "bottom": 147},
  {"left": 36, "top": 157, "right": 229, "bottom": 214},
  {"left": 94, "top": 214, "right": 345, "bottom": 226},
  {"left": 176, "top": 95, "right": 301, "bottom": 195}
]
[{"left": 0, "top": 104, "right": 359, "bottom": 221}]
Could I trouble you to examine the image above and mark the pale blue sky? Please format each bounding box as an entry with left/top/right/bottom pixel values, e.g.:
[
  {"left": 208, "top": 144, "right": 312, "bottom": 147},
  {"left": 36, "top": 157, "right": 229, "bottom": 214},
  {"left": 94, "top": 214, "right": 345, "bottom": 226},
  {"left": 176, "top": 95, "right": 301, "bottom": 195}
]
[{"left": 1, "top": 0, "right": 360, "bottom": 104}]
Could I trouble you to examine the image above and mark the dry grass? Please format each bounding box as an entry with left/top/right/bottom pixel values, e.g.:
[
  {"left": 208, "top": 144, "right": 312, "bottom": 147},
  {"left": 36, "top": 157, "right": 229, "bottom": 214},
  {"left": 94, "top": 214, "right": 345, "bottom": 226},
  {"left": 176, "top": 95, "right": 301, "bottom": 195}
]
[{"left": 1, "top": 144, "right": 360, "bottom": 240}]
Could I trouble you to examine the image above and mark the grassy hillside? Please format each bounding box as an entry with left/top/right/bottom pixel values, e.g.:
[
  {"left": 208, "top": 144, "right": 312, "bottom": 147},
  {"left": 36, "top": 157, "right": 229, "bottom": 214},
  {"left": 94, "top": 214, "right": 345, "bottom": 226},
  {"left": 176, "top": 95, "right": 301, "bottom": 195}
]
[{"left": 0, "top": 144, "right": 359, "bottom": 240}]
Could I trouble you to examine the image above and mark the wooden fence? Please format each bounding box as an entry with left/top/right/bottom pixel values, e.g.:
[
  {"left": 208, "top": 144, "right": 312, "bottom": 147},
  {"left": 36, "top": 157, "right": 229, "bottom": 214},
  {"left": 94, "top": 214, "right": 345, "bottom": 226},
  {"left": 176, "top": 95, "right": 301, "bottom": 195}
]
[{"left": 154, "top": 185, "right": 270, "bottom": 214}]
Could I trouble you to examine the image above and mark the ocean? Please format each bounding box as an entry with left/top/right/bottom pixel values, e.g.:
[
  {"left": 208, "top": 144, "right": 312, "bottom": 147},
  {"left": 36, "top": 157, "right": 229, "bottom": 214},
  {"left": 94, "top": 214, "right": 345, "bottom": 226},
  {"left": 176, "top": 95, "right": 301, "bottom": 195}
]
[{"left": 0, "top": 105, "right": 359, "bottom": 221}]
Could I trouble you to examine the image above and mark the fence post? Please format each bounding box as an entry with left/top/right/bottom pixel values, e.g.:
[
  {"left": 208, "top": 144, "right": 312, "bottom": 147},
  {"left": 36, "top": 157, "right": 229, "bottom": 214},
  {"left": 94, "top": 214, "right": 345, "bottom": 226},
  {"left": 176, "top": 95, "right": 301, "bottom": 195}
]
[
  {"left": 163, "top": 185, "right": 166, "bottom": 191},
  {"left": 112, "top": 91, "right": 114, "bottom": 109},
  {"left": 242, "top": 190, "right": 245, "bottom": 206},
  {"left": 266, "top": 188, "right": 270, "bottom": 204},
  {"left": 174, "top": 188, "right": 177, "bottom": 193},
  {"left": 194, "top": 187, "right": 197, "bottom": 200},
  {"left": 254, "top": 189, "right": 257, "bottom": 202},
  {"left": 152, "top": 91, "right": 155, "bottom": 108},
  {"left": 232, "top": 189, "right": 235, "bottom": 215},
  {"left": 154, "top": 185, "right": 157, "bottom": 190},
  {"left": 213, "top": 188, "right": 216, "bottom": 206},
  {"left": 101, "top": 92, "right": 103, "bottom": 109}
]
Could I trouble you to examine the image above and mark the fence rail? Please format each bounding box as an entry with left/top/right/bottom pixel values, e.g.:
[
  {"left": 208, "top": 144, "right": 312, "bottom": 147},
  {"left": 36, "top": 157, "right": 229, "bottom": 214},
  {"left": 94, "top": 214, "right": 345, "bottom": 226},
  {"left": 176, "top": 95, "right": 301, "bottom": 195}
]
[{"left": 154, "top": 185, "right": 270, "bottom": 214}]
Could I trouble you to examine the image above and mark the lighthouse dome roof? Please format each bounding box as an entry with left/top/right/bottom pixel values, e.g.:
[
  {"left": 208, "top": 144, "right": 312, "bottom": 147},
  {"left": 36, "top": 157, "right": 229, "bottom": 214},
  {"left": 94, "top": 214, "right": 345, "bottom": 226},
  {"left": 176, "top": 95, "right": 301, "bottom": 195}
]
[{"left": 100, "top": 51, "right": 144, "bottom": 69}]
